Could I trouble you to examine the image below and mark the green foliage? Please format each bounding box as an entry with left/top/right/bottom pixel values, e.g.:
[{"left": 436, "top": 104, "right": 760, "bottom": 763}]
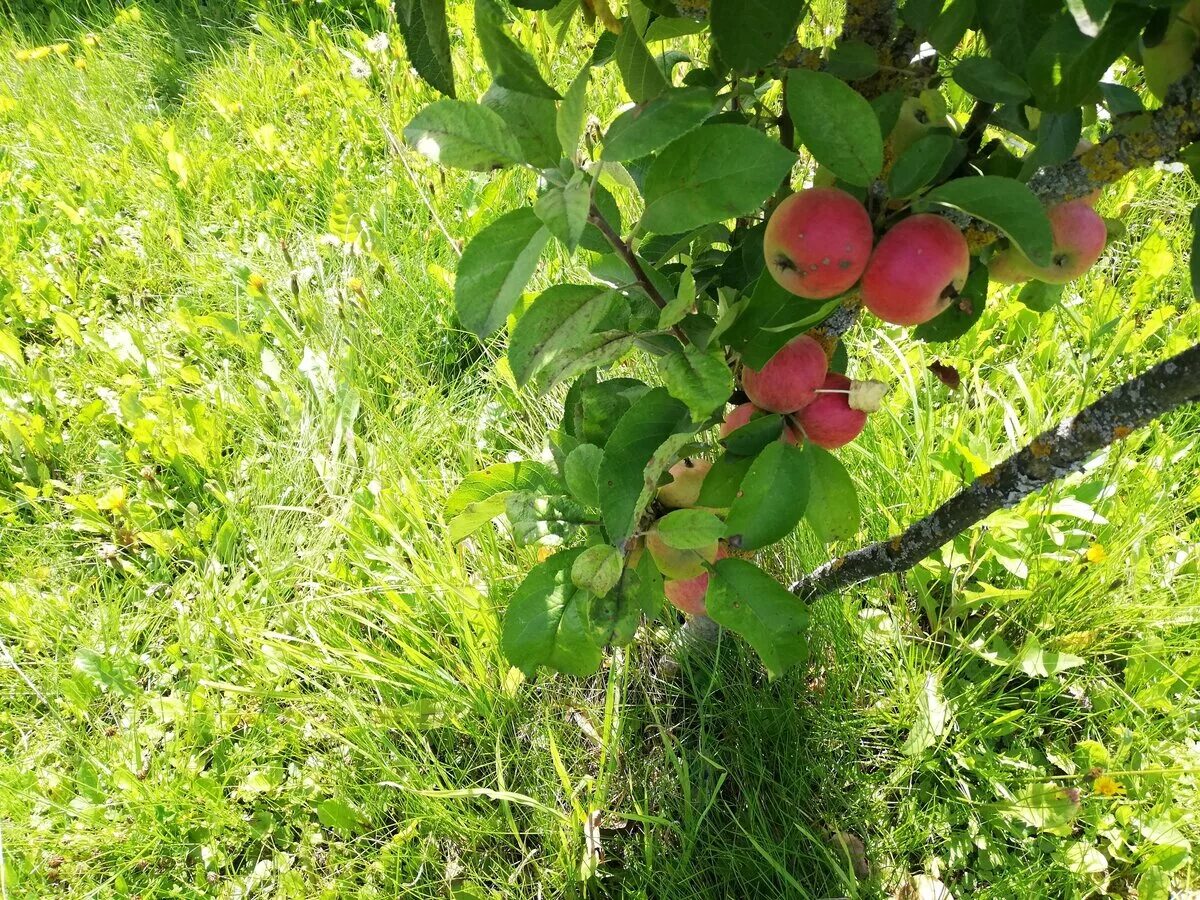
[{"left": 3, "top": 4, "right": 1197, "bottom": 897}]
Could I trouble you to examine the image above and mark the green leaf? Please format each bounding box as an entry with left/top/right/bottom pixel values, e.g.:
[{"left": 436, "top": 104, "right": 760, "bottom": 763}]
[
  {"left": 535, "top": 330, "right": 638, "bottom": 389},
  {"left": 599, "top": 388, "right": 692, "bottom": 543},
  {"left": 1065, "top": 0, "right": 1113, "bottom": 36},
  {"left": 899, "top": 0, "right": 943, "bottom": 32},
  {"left": 509, "top": 284, "right": 619, "bottom": 387},
  {"left": 696, "top": 452, "right": 755, "bottom": 509},
  {"left": 455, "top": 207, "right": 549, "bottom": 337},
  {"left": 1100, "top": 81, "right": 1142, "bottom": 115},
  {"left": 825, "top": 40, "right": 879, "bottom": 81},
  {"left": 1020, "top": 109, "right": 1082, "bottom": 180},
  {"left": 901, "top": 671, "right": 952, "bottom": 756},
  {"left": 475, "top": 0, "right": 561, "bottom": 99},
  {"left": 557, "top": 65, "right": 590, "bottom": 157},
  {"left": 614, "top": 18, "right": 669, "bottom": 103},
  {"left": 579, "top": 182, "right": 622, "bottom": 254},
  {"left": 887, "top": 132, "right": 957, "bottom": 198},
  {"left": 723, "top": 274, "right": 840, "bottom": 369},
  {"left": 1026, "top": 6, "right": 1151, "bottom": 112},
  {"left": 591, "top": 551, "right": 662, "bottom": 646},
  {"left": 316, "top": 798, "right": 362, "bottom": 833},
  {"left": 602, "top": 86, "right": 715, "bottom": 162},
  {"left": 786, "top": 70, "right": 882, "bottom": 187},
  {"left": 395, "top": 0, "right": 455, "bottom": 97},
  {"left": 919, "top": 176, "right": 1052, "bottom": 267},
  {"left": 404, "top": 100, "right": 523, "bottom": 171},
  {"left": 913, "top": 263, "right": 989, "bottom": 342},
  {"left": 706, "top": 558, "right": 809, "bottom": 678},
  {"left": 642, "top": 125, "right": 796, "bottom": 233},
  {"left": 571, "top": 543, "right": 624, "bottom": 595},
  {"left": 655, "top": 508, "right": 726, "bottom": 550},
  {"left": 724, "top": 441, "right": 808, "bottom": 550},
  {"left": 564, "top": 443, "right": 604, "bottom": 507},
  {"left": 644, "top": 15, "right": 708, "bottom": 42},
  {"left": 804, "top": 446, "right": 860, "bottom": 543},
  {"left": 1190, "top": 204, "right": 1199, "bottom": 299},
  {"left": 710, "top": 0, "right": 806, "bottom": 74},
  {"left": 1137, "top": 867, "right": 1171, "bottom": 900},
  {"left": 658, "top": 262, "right": 695, "bottom": 329},
  {"left": 534, "top": 174, "right": 591, "bottom": 251},
  {"left": 1014, "top": 635, "right": 1086, "bottom": 677},
  {"left": 660, "top": 346, "right": 734, "bottom": 422},
  {"left": 505, "top": 492, "right": 591, "bottom": 546},
  {"left": 573, "top": 377, "right": 650, "bottom": 446},
  {"left": 481, "top": 84, "right": 561, "bottom": 168},
  {"left": 1008, "top": 782, "right": 1081, "bottom": 834},
  {"left": 1017, "top": 280, "right": 1064, "bottom": 312},
  {"left": 721, "top": 413, "right": 785, "bottom": 456},
  {"left": 980, "top": 1, "right": 1058, "bottom": 72},
  {"left": 446, "top": 461, "right": 557, "bottom": 518},
  {"left": 928, "top": 0, "right": 975, "bottom": 54},
  {"left": 448, "top": 492, "right": 511, "bottom": 543},
  {"left": 952, "top": 56, "right": 1030, "bottom": 104},
  {"left": 501, "top": 549, "right": 604, "bottom": 677}
]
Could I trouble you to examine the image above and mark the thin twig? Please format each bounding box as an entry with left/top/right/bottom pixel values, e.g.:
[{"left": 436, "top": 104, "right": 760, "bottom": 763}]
[{"left": 588, "top": 203, "right": 689, "bottom": 344}]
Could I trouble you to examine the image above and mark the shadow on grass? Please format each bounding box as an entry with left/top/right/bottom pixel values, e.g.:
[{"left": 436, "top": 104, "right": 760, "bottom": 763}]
[
  {"left": 606, "top": 597, "right": 890, "bottom": 899},
  {"left": 0, "top": 0, "right": 388, "bottom": 107}
]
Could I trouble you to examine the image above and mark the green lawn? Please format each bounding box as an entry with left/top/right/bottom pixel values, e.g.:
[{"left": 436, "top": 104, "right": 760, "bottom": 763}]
[{"left": 1, "top": 3, "right": 1198, "bottom": 898}]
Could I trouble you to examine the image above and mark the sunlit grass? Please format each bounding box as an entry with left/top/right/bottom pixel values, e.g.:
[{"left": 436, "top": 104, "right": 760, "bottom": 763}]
[{"left": 0, "top": 2, "right": 1197, "bottom": 897}]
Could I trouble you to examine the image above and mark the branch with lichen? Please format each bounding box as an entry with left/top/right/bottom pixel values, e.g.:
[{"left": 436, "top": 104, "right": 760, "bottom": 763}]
[
  {"left": 959, "top": 66, "right": 1200, "bottom": 251},
  {"left": 790, "top": 342, "right": 1200, "bottom": 601}
]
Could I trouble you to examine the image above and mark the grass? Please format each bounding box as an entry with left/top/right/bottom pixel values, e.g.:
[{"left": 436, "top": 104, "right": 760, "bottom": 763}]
[{"left": 0, "top": 2, "right": 1198, "bottom": 897}]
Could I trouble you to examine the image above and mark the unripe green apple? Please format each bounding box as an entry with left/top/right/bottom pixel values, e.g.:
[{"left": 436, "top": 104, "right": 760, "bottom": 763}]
[
  {"left": 860, "top": 214, "right": 970, "bottom": 326},
  {"left": 1142, "top": 1, "right": 1200, "bottom": 101},
  {"left": 763, "top": 187, "right": 874, "bottom": 300},
  {"left": 741, "top": 334, "right": 829, "bottom": 413},
  {"left": 657, "top": 458, "right": 712, "bottom": 509},
  {"left": 645, "top": 522, "right": 719, "bottom": 581},
  {"left": 987, "top": 246, "right": 1035, "bottom": 285}
]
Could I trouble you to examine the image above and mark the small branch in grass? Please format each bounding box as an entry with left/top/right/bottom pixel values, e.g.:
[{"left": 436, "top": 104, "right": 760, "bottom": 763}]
[
  {"left": 588, "top": 203, "right": 689, "bottom": 344},
  {"left": 790, "top": 341, "right": 1200, "bottom": 601}
]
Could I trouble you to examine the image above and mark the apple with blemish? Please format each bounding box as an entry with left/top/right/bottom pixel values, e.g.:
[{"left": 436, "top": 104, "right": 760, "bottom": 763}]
[
  {"left": 793, "top": 373, "right": 867, "bottom": 449},
  {"left": 741, "top": 334, "right": 829, "bottom": 413},
  {"left": 860, "top": 214, "right": 970, "bottom": 326},
  {"left": 763, "top": 187, "right": 874, "bottom": 300},
  {"left": 988, "top": 201, "right": 1107, "bottom": 285},
  {"left": 657, "top": 458, "right": 712, "bottom": 509},
  {"left": 645, "top": 522, "right": 719, "bottom": 581}
]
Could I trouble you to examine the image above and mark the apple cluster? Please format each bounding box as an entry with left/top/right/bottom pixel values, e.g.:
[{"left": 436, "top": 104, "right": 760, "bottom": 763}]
[
  {"left": 644, "top": 330, "right": 882, "bottom": 617},
  {"left": 643, "top": 137, "right": 1116, "bottom": 619}
]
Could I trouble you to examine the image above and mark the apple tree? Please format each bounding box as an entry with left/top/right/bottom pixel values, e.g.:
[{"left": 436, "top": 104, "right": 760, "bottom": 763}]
[{"left": 401, "top": 0, "right": 1200, "bottom": 678}]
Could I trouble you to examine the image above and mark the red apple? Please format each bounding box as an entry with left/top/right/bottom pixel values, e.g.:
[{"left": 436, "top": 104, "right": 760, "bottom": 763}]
[
  {"left": 646, "top": 523, "right": 719, "bottom": 581},
  {"left": 860, "top": 214, "right": 970, "bottom": 326},
  {"left": 1026, "top": 201, "right": 1107, "bottom": 284},
  {"left": 764, "top": 187, "right": 875, "bottom": 299},
  {"left": 793, "top": 373, "right": 867, "bottom": 449},
  {"left": 663, "top": 545, "right": 728, "bottom": 617},
  {"left": 741, "top": 334, "right": 829, "bottom": 413}
]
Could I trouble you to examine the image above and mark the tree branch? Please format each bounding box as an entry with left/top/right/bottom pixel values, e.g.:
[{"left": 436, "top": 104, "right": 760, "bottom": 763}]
[
  {"left": 588, "top": 204, "right": 688, "bottom": 343},
  {"left": 839, "top": 0, "right": 897, "bottom": 49},
  {"left": 958, "top": 66, "right": 1200, "bottom": 250},
  {"left": 790, "top": 342, "right": 1200, "bottom": 601}
]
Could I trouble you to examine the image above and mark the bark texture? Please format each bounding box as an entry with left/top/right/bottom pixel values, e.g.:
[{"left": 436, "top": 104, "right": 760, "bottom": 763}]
[{"left": 790, "top": 342, "right": 1200, "bottom": 601}]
